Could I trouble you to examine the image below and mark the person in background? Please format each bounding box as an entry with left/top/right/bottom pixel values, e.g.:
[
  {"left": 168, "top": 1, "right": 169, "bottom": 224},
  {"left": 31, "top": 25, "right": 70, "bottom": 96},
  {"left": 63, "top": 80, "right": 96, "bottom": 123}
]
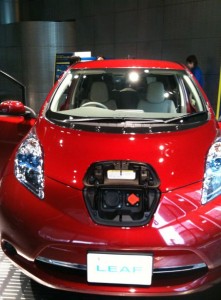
[
  {"left": 186, "top": 55, "right": 204, "bottom": 88},
  {"left": 70, "top": 56, "right": 81, "bottom": 65},
  {"left": 97, "top": 56, "right": 105, "bottom": 60}
]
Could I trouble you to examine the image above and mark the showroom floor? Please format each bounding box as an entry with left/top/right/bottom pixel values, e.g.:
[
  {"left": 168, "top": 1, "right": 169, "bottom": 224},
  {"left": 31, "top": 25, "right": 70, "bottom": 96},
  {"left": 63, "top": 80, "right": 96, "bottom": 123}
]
[{"left": 0, "top": 248, "right": 220, "bottom": 300}]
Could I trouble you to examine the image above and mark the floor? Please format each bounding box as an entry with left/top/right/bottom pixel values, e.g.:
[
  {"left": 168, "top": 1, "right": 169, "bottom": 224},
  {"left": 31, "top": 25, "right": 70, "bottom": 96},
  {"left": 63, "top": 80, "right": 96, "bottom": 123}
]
[{"left": 0, "top": 248, "right": 220, "bottom": 300}]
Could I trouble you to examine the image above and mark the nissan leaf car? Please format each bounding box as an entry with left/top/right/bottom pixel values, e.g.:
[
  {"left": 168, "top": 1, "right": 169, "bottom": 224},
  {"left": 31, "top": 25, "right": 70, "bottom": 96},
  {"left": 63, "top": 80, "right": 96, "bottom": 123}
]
[{"left": 0, "top": 59, "right": 221, "bottom": 296}]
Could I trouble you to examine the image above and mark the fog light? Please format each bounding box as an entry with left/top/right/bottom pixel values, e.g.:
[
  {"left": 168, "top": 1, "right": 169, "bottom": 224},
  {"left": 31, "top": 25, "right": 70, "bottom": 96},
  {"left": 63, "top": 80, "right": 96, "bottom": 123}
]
[{"left": 2, "top": 241, "right": 17, "bottom": 255}]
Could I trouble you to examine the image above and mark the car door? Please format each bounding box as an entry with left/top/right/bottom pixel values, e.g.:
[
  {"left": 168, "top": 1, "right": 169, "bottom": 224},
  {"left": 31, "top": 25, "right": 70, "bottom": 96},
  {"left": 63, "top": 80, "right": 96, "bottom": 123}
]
[{"left": 0, "top": 70, "right": 36, "bottom": 177}]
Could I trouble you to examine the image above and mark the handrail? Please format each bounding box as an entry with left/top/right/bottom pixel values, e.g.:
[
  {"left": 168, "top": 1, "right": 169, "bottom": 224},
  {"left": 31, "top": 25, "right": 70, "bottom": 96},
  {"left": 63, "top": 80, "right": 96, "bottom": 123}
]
[{"left": 0, "top": 70, "right": 26, "bottom": 105}]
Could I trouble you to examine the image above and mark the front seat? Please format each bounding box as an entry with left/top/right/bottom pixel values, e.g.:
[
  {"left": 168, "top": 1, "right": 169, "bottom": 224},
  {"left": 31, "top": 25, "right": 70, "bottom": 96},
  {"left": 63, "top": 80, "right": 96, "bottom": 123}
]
[
  {"left": 117, "top": 88, "right": 139, "bottom": 109},
  {"left": 137, "top": 82, "right": 176, "bottom": 113},
  {"left": 85, "top": 81, "right": 117, "bottom": 110}
]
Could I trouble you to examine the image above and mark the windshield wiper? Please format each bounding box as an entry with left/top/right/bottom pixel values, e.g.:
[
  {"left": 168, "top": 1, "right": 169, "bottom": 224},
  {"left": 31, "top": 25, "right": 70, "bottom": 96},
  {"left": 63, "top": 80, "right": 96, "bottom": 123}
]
[
  {"left": 51, "top": 117, "right": 165, "bottom": 124},
  {"left": 50, "top": 117, "right": 113, "bottom": 123},
  {"left": 51, "top": 113, "right": 207, "bottom": 126},
  {"left": 165, "top": 111, "right": 208, "bottom": 124}
]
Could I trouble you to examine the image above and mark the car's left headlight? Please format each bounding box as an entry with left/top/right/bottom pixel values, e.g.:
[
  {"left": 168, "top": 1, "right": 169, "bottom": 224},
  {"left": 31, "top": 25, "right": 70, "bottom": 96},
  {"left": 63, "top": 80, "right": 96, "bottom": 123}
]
[
  {"left": 202, "top": 137, "right": 221, "bottom": 204},
  {"left": 14, "top": 128, "right": 44, "bottom": 199}
]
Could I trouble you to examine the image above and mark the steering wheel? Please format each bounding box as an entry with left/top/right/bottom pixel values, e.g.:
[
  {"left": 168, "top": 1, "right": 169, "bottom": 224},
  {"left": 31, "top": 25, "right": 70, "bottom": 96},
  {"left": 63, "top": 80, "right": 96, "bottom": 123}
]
[{"left": 81, "top": 102, "right": 108, "bottom": 109}]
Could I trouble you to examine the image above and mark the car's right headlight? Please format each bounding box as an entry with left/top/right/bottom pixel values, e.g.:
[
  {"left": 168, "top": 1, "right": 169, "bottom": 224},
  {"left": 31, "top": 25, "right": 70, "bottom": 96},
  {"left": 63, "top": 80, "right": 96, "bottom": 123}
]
[
  {"left": 14, "top": 128, "right": 44, "bottom": 199},
  {"left": 202, "top": 137, "right": 221, "bottom": 204}
]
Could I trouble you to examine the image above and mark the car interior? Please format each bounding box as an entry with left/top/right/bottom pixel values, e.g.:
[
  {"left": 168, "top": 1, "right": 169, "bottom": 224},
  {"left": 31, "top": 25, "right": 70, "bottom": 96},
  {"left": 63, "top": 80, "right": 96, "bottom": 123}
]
[{"left": 51, "top": 69, "right": 204, "bottom": 117}]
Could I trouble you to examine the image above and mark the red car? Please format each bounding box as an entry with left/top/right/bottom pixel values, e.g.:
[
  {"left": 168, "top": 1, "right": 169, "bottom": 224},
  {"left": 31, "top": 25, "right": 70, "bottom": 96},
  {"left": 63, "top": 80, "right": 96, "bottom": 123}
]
[{"left": 0, "top": 59, "right": 221, "bottom": 296}]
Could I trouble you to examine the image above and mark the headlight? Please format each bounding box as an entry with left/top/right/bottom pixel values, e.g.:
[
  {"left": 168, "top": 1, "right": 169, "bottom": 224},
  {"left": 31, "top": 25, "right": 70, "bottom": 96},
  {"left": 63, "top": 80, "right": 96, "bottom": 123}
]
[
  {"left": 202, "top": 138, "right": 221, "bottom": 204},
  {"left": 14, "top": 128, "right": 44, "bottom": 199}
]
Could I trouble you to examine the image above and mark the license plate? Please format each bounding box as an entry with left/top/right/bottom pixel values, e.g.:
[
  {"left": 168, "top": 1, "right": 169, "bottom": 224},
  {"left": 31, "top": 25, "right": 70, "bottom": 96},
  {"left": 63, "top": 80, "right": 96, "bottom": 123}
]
[
  {"left": 107, "top": 170, "right": 136, "bottom": 180},
  {"left": 87, "top": 252, "right": 153, "bottom": 285}
]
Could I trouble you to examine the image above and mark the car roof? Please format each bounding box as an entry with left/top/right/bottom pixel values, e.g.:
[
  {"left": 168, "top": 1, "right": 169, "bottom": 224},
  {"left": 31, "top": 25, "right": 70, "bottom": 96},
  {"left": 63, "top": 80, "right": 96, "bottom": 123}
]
[{"left": 72, "top": 59, "right": 185, "bottom": 70}]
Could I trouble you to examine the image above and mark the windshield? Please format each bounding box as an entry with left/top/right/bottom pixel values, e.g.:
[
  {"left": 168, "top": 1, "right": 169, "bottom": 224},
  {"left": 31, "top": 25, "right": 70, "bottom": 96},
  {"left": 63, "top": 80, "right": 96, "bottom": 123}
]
[{"left": 47, "top": 68, "right": 206, "bottom": 122}]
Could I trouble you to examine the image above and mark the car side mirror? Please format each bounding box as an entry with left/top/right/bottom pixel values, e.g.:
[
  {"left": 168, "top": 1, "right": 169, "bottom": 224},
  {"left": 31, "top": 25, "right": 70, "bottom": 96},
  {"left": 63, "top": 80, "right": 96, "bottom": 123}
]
[
  {"left": 0, "top": 100, "right": 37, "bottom": 118},
  {"left": 0, "top": 100, "right": 26, "bottom": 115}
]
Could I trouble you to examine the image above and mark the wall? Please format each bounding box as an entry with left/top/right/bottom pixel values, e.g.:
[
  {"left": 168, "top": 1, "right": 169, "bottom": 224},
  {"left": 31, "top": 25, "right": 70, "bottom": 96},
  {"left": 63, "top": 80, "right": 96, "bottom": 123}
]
[
  {"left": 19, "top": 21, "right": 76, "bottom": 111},
  {"left": 0, "top": 0, "right": 20, "bottom": 24},
  {"left": 17, "top": 0, "right": 221, "bottom": 109},
  {"left": 75, "top": 0, "right": 221, "bottom": 109},
  {"left": 0, "top": 21, "right": 75, "bottom": 111}
]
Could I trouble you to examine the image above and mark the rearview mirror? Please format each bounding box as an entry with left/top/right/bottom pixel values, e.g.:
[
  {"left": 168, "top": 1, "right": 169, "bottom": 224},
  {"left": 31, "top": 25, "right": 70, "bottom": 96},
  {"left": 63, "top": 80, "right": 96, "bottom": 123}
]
[{"left": 0, "top": 100, "right": 26, "bottom": 115}]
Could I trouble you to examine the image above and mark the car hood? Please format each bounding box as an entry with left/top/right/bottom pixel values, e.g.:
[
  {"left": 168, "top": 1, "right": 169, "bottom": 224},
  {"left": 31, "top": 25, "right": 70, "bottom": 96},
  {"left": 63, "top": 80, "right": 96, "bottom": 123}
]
[{"left": 37, "top": 119, "right": 217, "bottom": 193}]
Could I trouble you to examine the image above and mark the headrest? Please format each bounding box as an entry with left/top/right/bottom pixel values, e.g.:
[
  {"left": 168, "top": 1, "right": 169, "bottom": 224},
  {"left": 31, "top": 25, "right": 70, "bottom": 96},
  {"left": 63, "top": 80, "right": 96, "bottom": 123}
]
[
  {"left": 90, "top": 81, "right": 108, "bottom": 103},
  {"left": 146, "top": 82, "right": 164, "bottom": 103}
]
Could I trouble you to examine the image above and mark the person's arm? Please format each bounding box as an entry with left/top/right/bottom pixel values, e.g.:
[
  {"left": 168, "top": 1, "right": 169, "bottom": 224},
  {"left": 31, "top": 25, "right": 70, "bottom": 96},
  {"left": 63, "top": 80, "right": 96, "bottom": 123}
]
[{"left": 193, "top": 67, "right": 204, "bottom": 87}]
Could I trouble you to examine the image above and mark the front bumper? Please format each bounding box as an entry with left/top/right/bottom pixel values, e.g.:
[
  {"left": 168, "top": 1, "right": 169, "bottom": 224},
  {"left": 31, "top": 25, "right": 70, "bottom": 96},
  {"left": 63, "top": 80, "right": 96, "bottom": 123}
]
[{"left": 0, "top": 174, "right": 221, "bottom": 296}]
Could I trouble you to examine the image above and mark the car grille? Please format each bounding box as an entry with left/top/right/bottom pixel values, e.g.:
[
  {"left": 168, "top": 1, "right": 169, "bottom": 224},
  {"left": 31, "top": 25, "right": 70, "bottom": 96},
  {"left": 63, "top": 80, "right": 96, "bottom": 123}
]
[
  {"left": 35, "top": 255, "right": 208, "bottom": 287},
  {"left": 36, "top": 256, "right": 207, "bottom": 275}
]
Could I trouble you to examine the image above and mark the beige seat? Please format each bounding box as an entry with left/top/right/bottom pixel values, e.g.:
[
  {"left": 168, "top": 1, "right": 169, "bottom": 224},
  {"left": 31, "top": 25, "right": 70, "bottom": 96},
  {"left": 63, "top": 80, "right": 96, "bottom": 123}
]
[
  {"left": 84, "top": 81, "right": 117, "bottom": 110},
  {"left": 137, "top": 82, "right": 176, "bottom": 113}
]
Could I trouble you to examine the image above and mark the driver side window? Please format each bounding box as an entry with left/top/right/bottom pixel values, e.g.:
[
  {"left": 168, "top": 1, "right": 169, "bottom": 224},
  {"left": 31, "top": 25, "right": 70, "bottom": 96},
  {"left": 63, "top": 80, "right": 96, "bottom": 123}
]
[{"left": 182, "top": 75, "right": 204, "bottom": 113}]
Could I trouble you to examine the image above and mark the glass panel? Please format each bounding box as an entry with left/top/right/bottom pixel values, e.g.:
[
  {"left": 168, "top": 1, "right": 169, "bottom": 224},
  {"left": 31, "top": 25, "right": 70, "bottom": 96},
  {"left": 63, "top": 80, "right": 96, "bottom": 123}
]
[{"left": 49, "top": 69, "right": 205, "bottom": 120}]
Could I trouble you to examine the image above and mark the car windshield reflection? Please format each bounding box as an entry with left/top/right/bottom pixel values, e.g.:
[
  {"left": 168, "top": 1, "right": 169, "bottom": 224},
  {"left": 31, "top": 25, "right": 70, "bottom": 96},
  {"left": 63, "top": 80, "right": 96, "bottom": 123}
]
[{"left": 48, "top": 68, "right": 206, "bottom": 123}]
